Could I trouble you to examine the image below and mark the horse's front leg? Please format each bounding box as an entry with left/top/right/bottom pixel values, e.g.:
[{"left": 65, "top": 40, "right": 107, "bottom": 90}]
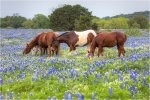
[
  {"left": 45, "top": 48, "right": 48, "bottom": 55},
  {"left": 51, "top": 50, "right": 54, "bottom": 56},
  {"left": 40, "top": 47, "right": 44, "bottom": 56},
  {"left": 33, "top": 47, "right": 38, "bottom": 56},
  {"left": 97, "top": 46, "right": 103, "bottom": 57},
  {"left": 69, "top": 45, "right": 74, "bottom": 52}
]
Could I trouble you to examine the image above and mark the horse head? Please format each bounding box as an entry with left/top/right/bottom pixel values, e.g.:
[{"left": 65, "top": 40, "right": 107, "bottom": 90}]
[
  {"left": 23, "top": 43, "right": 32, "bottom": 55},
  {"left": 87, "top": 48, "right": 94, "bottom": 58},
  {"left": 51, "top": 40, "right": 60, "bottom": 52}
]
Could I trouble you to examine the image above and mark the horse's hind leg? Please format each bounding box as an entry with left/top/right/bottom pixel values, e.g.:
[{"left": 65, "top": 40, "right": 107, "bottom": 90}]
[
  {"left": 117, "top": 45, "right": 121, "bottom": 57},
  {"left": 121, "top": 47, "right": 125, "bottom": 56},
  {"left": 48, "top": 46, "right": 52, "bottom": 57},
  {"left": 40, "top": 47, "right": 44, "bottom": 56}
]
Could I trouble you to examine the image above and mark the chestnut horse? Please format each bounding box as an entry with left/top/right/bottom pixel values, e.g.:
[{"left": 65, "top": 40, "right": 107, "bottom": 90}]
[
  {"left": 23, "top": 32, "right": 59, "bottom": 56},
  {"left": 51, "top": 30, "right": 97, "bottom": 52},
  {"left": 88, "top": 32, "right": 127, "bottom": 57}
]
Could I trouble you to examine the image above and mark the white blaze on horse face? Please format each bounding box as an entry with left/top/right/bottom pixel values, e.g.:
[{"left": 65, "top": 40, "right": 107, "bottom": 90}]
[{"left": 75, "top": 30, "right": 97, "bottom": 46}]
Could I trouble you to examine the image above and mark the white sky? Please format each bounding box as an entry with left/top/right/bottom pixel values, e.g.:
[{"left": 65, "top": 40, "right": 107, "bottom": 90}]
[{"left": 0, "top": 0, "right": 149, "bottom": 19}]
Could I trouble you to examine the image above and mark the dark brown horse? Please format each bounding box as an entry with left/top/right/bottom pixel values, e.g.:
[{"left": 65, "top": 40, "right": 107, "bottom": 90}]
[
  {"left": 88, "top": 32, "right": 127, "bottom": 57},
  {"left": 51, "top": 30, "right": 97, "bottom": 52},
  {"left": 23, "top": 32, "right": 59, "bottom": 56}
]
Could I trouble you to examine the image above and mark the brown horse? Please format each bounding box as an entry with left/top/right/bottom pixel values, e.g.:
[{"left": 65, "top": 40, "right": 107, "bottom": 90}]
[
  {"left": 88, "top": 32, "right": 127, "bottom": 57},
  {"left": 23, "top": 32, "right": 59, "bottom": 56},
  {"left": 51, "top": 30, "right": 97, "bottom": 53}
]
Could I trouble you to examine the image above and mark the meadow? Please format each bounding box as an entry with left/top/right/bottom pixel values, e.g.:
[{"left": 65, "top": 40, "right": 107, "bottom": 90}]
[{"left": 0, "top": 29, "right": 149, "bottom": 100}]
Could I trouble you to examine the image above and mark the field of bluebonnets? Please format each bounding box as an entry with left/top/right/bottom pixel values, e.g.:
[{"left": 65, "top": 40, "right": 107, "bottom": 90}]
[{"left": 0, "top": 29, "right": 149, "bottom": 100}]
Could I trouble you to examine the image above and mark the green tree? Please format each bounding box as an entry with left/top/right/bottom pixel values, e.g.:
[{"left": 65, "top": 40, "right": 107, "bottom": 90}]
[
  {"left": 128, "top": 16, "right": 148, "bottom": 29},
  {"left": 75, "top": 15, "right": 92, "bottom": 31},
  {"left": 104, "top": 17, "right": 129, "bottom": 29},
  {"left": 32, "top": 14, "right": 50, "bottom": 29},
  {"left": 49, "top": 4, "right": 92, "bottom": 31},
  {"left": 22, "top": 19, "right": 34, "bottom": 29},
  {"left": 0, "top": 14, "right": 26, "bottom": 28}
]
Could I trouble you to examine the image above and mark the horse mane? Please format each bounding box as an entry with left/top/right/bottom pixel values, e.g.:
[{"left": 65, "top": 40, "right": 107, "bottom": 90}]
[
  {"left": 56, "top": 32, "right": 73, "bottom": 40},
  {"left": 28, "top": 32, "right": 45, "bottom": 48},
  {"left": 57, "top": 32, "right": 69, "bottom": 37}
]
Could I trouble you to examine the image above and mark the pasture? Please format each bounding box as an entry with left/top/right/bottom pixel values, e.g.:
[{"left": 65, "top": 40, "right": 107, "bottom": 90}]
[{"left": 0, "top": 29, "right": 149, "bottom": 99}]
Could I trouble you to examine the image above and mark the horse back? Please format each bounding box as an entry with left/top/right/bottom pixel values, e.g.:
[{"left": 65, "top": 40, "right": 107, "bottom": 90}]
[
  {"left": 115, "top": 32, "right": 127, "bottom": 44},
  {"left": 95, "top": 32, "right": 118, "bottom": 47}
]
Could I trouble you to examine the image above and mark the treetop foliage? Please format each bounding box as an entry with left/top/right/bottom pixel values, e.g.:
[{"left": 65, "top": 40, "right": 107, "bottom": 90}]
[
  {"left": 0, "top": 5, "right": 149, "bottom": 30},
  {"left": 49, "top": 4, "right": 92, "bottom": 31}
]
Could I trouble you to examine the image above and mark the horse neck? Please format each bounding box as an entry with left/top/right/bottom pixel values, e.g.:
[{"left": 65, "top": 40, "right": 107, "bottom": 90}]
[
  {"left": 57, "top": 36, "right": 67, "bottom": 43},
  {"left": 90, "top": 40, "right": 97, "bottom": 53},
  {"left": 29, "top": 38, "right": 38, "bottom": 49}
]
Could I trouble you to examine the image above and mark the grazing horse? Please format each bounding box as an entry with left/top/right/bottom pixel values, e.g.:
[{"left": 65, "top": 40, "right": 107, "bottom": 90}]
[
  {"left": 88, "top": 32, "right": 127, "bottom": 57},
  {"left": 51, "top": 30, "right": 97, "bottom": 53},
  {"left": 23, "top": 32, "right": 59, "bottom": 56}
]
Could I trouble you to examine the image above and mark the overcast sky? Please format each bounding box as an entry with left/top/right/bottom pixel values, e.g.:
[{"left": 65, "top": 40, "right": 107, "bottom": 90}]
[{"left": 0, "top": 0, "right": 149, "bottom": 19}]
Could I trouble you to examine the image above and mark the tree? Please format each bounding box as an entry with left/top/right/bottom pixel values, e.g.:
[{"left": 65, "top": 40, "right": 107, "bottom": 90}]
[
  {"left": 103, "top": 17, "right": 129, "bottom": 29},
  {"left": 32, "top": 14, "right": 50, "bottom": 29},
  {"left": 0, "top": 14, "right": 26, "bottom": 28},
  {"left": 10, "top": 14, "right": 27, "bottom": 28},
  {"left": 22, "top": 19, "right": 34, "bottom": 29},
  {"left": 128, "top": 16, "right": 148, "bottom": 29},
  {"left": 75, "top": 15, "right": 92, "bottom": 31},
  {"left": 49, "top": 4, "right": 92, "bottom": 31}
]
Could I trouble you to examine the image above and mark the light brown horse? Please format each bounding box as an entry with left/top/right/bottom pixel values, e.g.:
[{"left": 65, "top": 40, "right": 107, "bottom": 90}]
[
  {"left": 88, "top": 32, "right": 127, "bottom": 57},
  {"left": 23, "top": 32, "right": 59, "bottom": 56}
]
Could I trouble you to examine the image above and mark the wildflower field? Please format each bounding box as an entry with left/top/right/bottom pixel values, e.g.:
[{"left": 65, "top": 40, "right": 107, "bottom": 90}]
[{"left": 0, "top": 29, "right": 149, "bottom": 100}]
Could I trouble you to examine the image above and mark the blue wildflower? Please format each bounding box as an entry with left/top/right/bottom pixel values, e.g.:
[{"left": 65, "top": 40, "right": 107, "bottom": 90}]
[{"left": 109, "top": 87, "right": 113, "bottom": 97}]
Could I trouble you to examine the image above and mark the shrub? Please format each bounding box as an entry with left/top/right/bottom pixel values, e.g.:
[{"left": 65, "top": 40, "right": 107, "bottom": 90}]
[{"left": 125, "top": 29, "right": 142, "bottom": 37}]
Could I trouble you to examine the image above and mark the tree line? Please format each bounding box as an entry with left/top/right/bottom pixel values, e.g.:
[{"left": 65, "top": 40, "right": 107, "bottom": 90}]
[{"left": 0, "top": 4, "right": 149, "bottom": 31}]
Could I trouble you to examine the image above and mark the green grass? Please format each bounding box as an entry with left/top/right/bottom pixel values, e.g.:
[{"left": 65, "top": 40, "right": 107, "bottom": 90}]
[{"left": 1, "top": 45, "right": 150, "bottom": 99}]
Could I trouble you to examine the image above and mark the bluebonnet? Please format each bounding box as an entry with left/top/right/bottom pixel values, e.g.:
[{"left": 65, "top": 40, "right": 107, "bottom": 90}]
[
  {"left": 47, "top": 96, "right": 51, "bottom": 100},
  {"left": 92, "top": 92, "right": 96, "bottom": 100},
  {"left": 109, "top": 87, "right": 113, "bottom": 97},
  {"left": 76, "top": 93, "right": 84, "bottom": 100},
  {"left": 0, "top": 76, "right": 3, "bottom": 85},
  {"left": 120, "top": 83, "right": 124, "bottom": 89}
]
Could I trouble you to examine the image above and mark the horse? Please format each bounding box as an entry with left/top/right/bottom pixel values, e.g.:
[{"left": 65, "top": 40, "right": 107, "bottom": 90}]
[
  {"left": 23, "top": 32, "right": 59, "bottom": 56},
  {"left": 51, "top": 30, "right": 97, "bottom": 53},
  {"left": 88, "top": 32, "right": 127, "bottom": 58}
]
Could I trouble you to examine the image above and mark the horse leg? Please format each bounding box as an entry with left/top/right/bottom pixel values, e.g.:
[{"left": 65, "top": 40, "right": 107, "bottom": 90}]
[
  {"left": 117, "top": 46, "right": 121, "bottom": 57},
  {"left": 121, "top": 46, "right": 125, "bottom": 57},
  {"left": 43, "top": 48, "right": 46, "bottom": 55},
  {"left": 52, "top": 50, "right": 54, "bottom": 56},
  {"left": 48, "top": 46, "right": 52, "bottom": 57},
  {"left": 123, "top": 47, "right": 126, "bottom": 56},
  {"left": 33, "top": 47, "right": 38, "bottom": 56},
  {"left": 40, "top": 47, "right": 43, "bottom": 56},
  {"left": 69, "top": 44, "right": 74, "bottom": 52},
  {"left": 97, "top": 46, "right": 103, "bottom": 57}
]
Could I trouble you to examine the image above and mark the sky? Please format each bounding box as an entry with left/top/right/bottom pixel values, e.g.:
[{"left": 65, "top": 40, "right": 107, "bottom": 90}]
[{"left": 0, "top": 0, "right": 149, "bottom": 19}]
